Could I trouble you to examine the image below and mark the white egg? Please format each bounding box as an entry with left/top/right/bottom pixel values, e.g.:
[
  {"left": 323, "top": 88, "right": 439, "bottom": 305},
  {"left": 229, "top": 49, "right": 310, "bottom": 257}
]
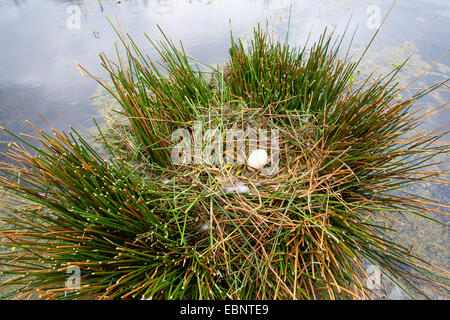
[{"left": 247, "top": 149, "right": 269, "bottom": 170}]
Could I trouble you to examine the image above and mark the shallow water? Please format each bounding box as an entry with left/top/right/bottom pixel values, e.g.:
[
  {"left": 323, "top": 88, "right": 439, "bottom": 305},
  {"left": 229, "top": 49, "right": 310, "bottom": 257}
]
[
  {"left": 0, "top": 0, "right": 448, "bottom": 299},
  {"left": 0, "top": 0, "right": 448, "bottom": 139}
]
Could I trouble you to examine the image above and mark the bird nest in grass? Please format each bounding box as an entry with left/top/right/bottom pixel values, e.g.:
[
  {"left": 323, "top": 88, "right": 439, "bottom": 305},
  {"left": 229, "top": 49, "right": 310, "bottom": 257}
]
[{"left": 0, "top": 25, "right": 448, "bottom": 300}]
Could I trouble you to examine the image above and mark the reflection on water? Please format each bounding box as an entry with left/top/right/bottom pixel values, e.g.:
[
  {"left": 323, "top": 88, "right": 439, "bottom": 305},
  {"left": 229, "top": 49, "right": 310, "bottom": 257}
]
[
  {"left": 0, "top": 0, "right": 447, "bottom": 136},
  {"left": 0, "top": 0, "right": 448, "bottom": 299}
]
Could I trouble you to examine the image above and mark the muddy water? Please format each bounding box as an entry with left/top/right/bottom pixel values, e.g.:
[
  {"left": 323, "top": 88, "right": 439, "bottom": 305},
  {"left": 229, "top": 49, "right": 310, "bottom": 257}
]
[{"left": 0, "top": 0, "right": 448, "bottom": 299}]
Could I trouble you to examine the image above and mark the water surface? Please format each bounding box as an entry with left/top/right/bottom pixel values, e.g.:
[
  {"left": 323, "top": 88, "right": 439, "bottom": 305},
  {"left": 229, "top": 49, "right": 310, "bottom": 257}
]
[{"left": 0, "top": 0, "right": 448, "bottom": 299}]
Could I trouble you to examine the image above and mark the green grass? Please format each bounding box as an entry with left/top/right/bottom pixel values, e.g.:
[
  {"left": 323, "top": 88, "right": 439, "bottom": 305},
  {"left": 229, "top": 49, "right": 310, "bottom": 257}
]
[
  {"left": 0, "top": 24, "right": 448, "bottom": 299},
  {"left": 226, "top": 25, "right": 356, "bottom": 114}
]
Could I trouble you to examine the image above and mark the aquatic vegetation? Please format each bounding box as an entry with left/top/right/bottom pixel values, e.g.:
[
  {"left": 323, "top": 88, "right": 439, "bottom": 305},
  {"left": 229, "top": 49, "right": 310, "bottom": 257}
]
[
  {"left": 0, "top": 25, "right": 448, "bottom": 299},
  {"left": 226, "top": 28, "right": 357, "bottom": 113}
]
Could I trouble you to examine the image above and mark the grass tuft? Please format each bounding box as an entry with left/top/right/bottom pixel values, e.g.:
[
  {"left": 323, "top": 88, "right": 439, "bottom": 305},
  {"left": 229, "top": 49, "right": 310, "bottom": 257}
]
[{"left": 0, "top": 25, "right": 448, "bottom": 300}]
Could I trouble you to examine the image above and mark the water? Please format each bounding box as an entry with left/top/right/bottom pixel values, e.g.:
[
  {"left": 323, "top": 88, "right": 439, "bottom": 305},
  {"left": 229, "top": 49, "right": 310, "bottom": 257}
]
[
  {"left": 0, "top": 0, "right": 448, "bottom": 298},
  {"left": 0, "top": 0, "right": 448, "bottom": 136}
]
